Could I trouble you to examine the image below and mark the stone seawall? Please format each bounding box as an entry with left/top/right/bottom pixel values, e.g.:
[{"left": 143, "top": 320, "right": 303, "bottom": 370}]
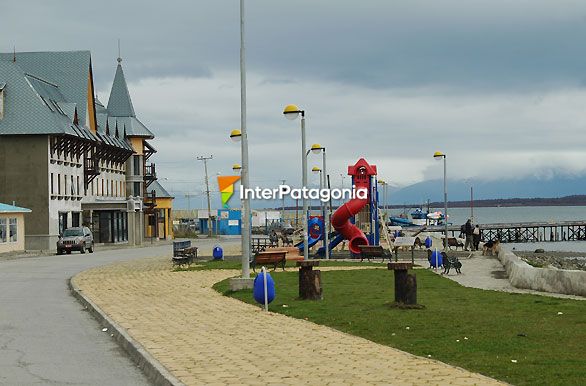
[{"left": 498, "top": 249, "right": 586, "bottom": 297}]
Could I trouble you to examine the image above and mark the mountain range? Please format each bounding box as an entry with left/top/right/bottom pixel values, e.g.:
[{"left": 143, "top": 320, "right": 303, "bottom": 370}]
[{"left": 389, "top": 174, "right": 586, "bottom": 205}]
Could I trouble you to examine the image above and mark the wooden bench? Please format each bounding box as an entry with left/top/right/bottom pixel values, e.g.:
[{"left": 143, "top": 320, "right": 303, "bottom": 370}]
[
  {"left": 172, "top": 246, "right": 198, "bottom": 267},
  {"left": 359, "top": 245, "right": 390, "bottom": 262},
  {"left": 251, "top": 250, "right": 287, "bottom": 272},
  {"left": 444, "top": 237, "right": 464, "bottom": 250}
]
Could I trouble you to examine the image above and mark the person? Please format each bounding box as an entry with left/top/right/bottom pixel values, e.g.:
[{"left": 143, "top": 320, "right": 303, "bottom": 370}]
[
  {"left": 463, "top": 219, "right": 473, "bottom": 251},
  {"left": 473, "top": 225, "right": 481, "bottom": 251}
]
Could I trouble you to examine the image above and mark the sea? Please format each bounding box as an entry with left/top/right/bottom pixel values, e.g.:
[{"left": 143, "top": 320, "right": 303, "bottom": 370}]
[{"left": 384, "top": 205, "right": 586, "bottom": 253}]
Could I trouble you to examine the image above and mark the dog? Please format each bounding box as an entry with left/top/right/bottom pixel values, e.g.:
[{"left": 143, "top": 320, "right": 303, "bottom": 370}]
[
  {"left": 441, "top": 252, "right": 462, "bottom": 274},
  {"left": 482, "top": 240, "right": 500, "bottom": 256}
]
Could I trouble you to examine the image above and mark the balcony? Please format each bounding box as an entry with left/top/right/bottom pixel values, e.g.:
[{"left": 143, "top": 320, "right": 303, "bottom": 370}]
[
  {"left": 84, "top": 157, "right": 100, "bottom": 188},
  {"left": 144, "top": 163, "right": 157, "bottom": 188}
]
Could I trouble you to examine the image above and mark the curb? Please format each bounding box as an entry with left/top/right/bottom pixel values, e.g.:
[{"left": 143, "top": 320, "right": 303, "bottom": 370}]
[{"left": 68, "top": 278, "right": 185, "bottom": 386}]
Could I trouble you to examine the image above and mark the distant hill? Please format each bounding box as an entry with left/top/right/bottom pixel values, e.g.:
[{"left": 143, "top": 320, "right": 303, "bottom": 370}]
[{"left": 390, "top": 175, "right": 586, "bottom": 206}]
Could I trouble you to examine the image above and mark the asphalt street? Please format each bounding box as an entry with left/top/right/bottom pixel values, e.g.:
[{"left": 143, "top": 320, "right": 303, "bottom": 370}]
[{"left": 0, "top": 244, "right": 172, "bottom": 385}]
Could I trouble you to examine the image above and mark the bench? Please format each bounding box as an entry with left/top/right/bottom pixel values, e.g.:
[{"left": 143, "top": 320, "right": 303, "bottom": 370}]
[
  {"left": 359, "top": 245, "right": 390, "bottom": 262},
  {"left": 444, "top": 237, "right": 464, "bottom": 250},
  {"left": 251, "top": 237, "right": 278, "bottom": 254},
  {"left": 172, "top": 246, "right": 198, "bottom": 267},
  {"left": 251, "top": 250, "right": 287, "bottom": 272}
]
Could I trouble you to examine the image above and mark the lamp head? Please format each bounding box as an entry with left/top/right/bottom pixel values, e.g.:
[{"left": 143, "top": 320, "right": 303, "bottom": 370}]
[
  {"left": 283, "top": 104, "right": 302, "bottom": 120},
  {"left": 433, "top": 151, "right": 445, "bottom": 160},
  {"left": 230, "top": 129, "right": 242, "bottom": 142},
  {"left": 311, "top": 143, "right": 323, "bottom": 154},
  {"left": 312, "top": 166, "right": 321, "bottom": 174},
  {"left": 232, "top": 163, "right": 242, "bottom": 172}
]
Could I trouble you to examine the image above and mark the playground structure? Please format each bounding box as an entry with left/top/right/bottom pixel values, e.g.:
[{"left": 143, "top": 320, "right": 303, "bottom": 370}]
[{"left": 296, "top": 158, "right": 381, "bottom": 257}]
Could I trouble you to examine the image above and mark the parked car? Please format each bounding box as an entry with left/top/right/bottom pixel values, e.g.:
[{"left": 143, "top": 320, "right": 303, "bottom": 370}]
[{"left": 57, "top": 227, "right": 94, "bottom": 255}]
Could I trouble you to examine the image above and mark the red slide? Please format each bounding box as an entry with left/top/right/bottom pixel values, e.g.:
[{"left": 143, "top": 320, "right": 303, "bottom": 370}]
[{"left": 331, "top": 158, "right": 376, "bottom": 254}]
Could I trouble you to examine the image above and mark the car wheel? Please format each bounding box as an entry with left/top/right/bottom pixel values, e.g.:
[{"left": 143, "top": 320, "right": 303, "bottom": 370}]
[
  {"left": 80, "top": 245, "right": 85, "bottom": 254},
  {"left": 89, "top": 243, "right": 94, "bottom": 253}
]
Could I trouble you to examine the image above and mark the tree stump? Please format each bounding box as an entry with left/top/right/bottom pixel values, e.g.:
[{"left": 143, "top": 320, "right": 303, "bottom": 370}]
[
  {"left": 388, "top": 262, "right": 421, "bottom": 307},
  {"left": 297, "top": 260, "right": 322, "bottom": 300}
]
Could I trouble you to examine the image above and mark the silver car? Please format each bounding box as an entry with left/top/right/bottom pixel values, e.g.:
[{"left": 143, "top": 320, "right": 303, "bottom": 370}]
[{"left": 57, "top": 227, "right": 94, "bottom": 255}]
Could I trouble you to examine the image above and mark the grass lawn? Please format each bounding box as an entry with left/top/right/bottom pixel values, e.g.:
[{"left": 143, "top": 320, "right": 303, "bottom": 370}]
[{"left": 214, "top": 267, "right": 586, "bottom": 386}]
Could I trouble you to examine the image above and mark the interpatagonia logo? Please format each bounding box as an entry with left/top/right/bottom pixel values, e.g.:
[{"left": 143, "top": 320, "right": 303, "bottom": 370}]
[{"left": 217, "top": 176, "right": 241, "bottom": 208}]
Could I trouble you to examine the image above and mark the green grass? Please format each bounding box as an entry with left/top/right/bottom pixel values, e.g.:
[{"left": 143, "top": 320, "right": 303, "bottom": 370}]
[{"left": 214, "top": 268, "right": 586, "bottom": 386}]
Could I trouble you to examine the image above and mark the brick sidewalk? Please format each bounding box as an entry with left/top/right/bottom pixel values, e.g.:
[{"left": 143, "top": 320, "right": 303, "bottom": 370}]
[{"left": 72, "top": 257, "right": 505, "bottom": 386}]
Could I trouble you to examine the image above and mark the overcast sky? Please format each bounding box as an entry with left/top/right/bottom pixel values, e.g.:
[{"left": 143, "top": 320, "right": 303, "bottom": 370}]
[{"left": 4, "top": 0, "right": 586, "bottom": 201}]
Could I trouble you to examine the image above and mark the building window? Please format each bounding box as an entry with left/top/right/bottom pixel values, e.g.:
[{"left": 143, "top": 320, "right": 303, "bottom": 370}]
[
  {"left": 71, "top": 175, "right": 75, "bottom": 196},
  {"left": 9, "top": 218, "right": 17, "bottom": 242},
  {"left": 0, "top": 218, "right": 6, "bottom": 242},
  {"left": 58, "top": 174, "right": 61, "bottom": 195},
  {"left": 133, "top": 182, "right": 141, "bottom": 197},
  {"left": 72, "top": 213, "right": 80, "bottom": 228},
  {"left": 50, "top": 173, "right": 54, "bottom": 195},
  {"left": 133, "top": 155, "right": 141, "bottom": 176},
  {"left": 77, "top": 176, "right": 80, "bottom": 196}
]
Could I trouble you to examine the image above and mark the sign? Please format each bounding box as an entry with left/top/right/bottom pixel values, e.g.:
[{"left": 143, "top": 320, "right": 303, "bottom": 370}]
[
  {"left": 394, "top": 237, "right": 416, "bottom": 247},
  {"left": 228, "top": 220, "right": 239, "bottom": 226}
]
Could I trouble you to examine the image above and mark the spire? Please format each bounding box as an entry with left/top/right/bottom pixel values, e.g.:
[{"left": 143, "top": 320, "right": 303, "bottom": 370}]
[
  {"left": 117, "top": 39, "right": 122, "bottom": 64},
  {"left": 106, "top": 53, "right": 135, "bottom": 117}
]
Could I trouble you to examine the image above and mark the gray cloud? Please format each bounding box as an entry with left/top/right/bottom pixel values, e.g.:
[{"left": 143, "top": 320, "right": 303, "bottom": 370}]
[{"left": 4, "top": 0, "right": 586, "bottom": 204}]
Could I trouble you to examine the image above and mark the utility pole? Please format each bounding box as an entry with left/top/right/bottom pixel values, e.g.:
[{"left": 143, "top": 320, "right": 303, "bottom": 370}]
[{"left": 197, "top": 155, "right": 213, "bottom": 236}]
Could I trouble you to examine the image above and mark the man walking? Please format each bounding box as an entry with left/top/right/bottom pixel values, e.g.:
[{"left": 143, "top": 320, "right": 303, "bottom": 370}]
[{"left": 464, "top": 219, "right": 473, "bottom": 251}]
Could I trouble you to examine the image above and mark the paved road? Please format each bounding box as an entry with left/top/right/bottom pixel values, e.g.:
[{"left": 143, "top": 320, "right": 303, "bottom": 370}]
[{"left": 0, "top": 244, "right": 172, "bottom": 385}]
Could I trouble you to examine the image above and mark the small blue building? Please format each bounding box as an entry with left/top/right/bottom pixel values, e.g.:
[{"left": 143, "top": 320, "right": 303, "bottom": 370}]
[{"left": 199, "top": 209, "right": 241, "bottom": 235}]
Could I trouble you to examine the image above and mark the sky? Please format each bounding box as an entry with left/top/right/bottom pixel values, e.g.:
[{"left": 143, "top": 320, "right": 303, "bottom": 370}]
[{"left": 3, "top": 0, "right": 586, "bottom": 205}]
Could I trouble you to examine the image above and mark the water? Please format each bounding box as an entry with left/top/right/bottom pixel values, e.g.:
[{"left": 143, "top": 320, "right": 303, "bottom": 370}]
[{"left": 386, "top": 206, "right": 586, "bottom": 253}]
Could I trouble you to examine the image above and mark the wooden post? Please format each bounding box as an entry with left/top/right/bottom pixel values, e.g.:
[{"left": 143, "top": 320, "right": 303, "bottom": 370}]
[
  {"left": 388, "top": 262, "right": 420, "bottom": 307},
  {"left": 297, "top": 260, "right": 322, "bottom": 300}
]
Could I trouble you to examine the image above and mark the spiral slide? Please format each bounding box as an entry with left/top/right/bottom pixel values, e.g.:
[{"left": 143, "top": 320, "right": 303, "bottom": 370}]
[{"left": 331, "top": 172, "right": 370, "bottom": 255}]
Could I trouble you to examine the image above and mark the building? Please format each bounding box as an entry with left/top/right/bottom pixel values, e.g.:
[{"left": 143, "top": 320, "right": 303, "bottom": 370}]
[
  {"left": 144, "top": 180, "right": 174, "bottom": 240},
  {"left": 0, "top": 202, "right": 31, "bottom": 253},
  {"left": 0, "top": 50, "right": 171, "bottom": 250}
]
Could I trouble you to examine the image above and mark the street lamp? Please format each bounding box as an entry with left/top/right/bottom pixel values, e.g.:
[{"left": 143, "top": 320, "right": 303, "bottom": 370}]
[
  {"left": 310, "top": 144, "right": 330, "bottom": 259},
  {"left": 232, "top": 163, "right": 242, "bottom": 173},
  {"left": 283, "top": 104, "right": 308, "bottom": 261},
  {"left": 434, "top": 151, "right": 448, "bottom": 252},
  {"left": 230, "top": 129, "right": 242, "bottom": 142}
]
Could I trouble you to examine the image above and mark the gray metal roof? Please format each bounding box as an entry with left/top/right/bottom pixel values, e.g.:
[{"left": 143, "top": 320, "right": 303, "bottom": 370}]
[
  {"left": 106, "top": 116, "right": 154, "bottom": 138},
  {"left": 147, "top": 180, "right": 174, "bottom": 199},
  {"left": 0, "top": 60, "right": 78, "bottom": 135},
  {"left": 104, "top": 60, "right": 154, "bottom": 138},
  {"left": 106, "top": 62, "right": 135, "bottom": 117},
  {"left": 0, "top": 51, "right": 91, "bottom": 127}
]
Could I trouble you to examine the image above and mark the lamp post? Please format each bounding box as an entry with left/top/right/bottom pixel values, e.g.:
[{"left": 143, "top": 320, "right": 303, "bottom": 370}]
[
  {"left": 230, "top": 127, "right": 251, "bottom": 279},
  {"left": 433, "top": 151, "right": 448, "bottom": 252},
  {"left": 310, "top": 144, "right": 329, "bottom": 259},
  {"left": 283, "top": 104, "right": 308, "bottom": 261}
]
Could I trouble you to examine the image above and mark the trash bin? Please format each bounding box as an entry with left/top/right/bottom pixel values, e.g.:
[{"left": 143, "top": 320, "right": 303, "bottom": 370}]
[
  {"left": 430, "top": 250, "right": 443, "bottom": 268},
  {"left": 425, "top": 236, "right": 432, "bottom": 249},
  {"left": 253, "top": 271, "right": 275, "bottom": 304},
  {"left": 212, "top": 245, "right": 223, "bottom": 260}
]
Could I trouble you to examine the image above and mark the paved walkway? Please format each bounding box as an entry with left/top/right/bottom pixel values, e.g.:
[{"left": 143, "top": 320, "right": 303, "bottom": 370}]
[
  {"left": 73, "top": 257, "right": 504, "bottom": 385},
  {"left": 436, "top": 251, "right": 585, "bottom": 300}
]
